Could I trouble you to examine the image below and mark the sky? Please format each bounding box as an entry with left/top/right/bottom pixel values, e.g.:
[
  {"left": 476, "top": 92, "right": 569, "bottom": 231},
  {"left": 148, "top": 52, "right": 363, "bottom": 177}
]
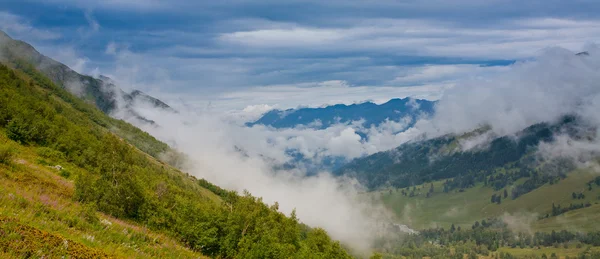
[{"left": 2, "top": 0, "right": 600, "bottom": 111}]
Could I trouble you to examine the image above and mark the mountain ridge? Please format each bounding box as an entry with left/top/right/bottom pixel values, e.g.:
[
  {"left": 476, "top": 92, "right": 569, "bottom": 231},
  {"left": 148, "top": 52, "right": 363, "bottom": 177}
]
[
  {"left": 0, "top": 30, "right": 174, "bottom": 119},
  {"left": 336, "top": 115, "right": 588, "bottom": 190},
  {"left": 248, "top": 97, "right": 436, "bottom": 130}
]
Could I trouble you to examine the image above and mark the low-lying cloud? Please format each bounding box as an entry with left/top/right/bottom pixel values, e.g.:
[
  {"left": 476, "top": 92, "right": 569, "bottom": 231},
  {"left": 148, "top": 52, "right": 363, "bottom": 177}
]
[
  {"left": 415, "top": 46, "right": 600, "bottom": 137},
  {"left": 124, "top": 105, "right": 398, "bottom": 254}
]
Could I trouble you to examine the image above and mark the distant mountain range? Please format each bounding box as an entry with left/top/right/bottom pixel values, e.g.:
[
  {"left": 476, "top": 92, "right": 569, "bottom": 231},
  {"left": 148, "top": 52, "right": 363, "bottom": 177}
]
[
  {"left": 247, "top": 98, "right": 436, "bottom": 130},
  {"left": 0, "top": 30, "right": 174, "bottom": 121},
  {"left": 246, "top": 98, "right": 436, "bottom": 173}
]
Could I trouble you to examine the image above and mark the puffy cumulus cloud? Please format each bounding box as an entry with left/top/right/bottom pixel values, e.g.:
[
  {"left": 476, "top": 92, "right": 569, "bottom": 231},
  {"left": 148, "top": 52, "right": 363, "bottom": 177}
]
[
  {"left": 123, "top": 104, "right": 398, "bottom": 254},
  {"left": 327, "top": 128, "right": 363, "bottom": 158},
  {"left": 224, "top": 104, "right": 277, "bottom": 124}
]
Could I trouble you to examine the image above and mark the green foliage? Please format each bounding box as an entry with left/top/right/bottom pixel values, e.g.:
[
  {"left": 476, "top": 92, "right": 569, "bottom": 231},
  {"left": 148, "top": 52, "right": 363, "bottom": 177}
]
[
  {"left": 79, "top": 203, "right": 100, "bottom": 226},
  {"left": 0, "top": 142, "right": 15, "bottom": 164},
  {"left": 0, "top": 63, "right": 351, "bottom": 258},
  {"left": 0, "top": 217, "right": 108, "bottom": 258},
  {"left": 59, "top": 169, "right": 71, "bottom": 178},
  {"left": 380, "top": 219, "right": 600, "bottom": 258},
  {"left": 37, "top": 146, "right": 66, "bottom": 161}
]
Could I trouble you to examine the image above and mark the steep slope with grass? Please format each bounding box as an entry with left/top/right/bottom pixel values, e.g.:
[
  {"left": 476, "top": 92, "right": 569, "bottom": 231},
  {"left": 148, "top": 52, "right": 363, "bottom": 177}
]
[{"left": 0, "top": 63, "right": 352, "bottom": 258}]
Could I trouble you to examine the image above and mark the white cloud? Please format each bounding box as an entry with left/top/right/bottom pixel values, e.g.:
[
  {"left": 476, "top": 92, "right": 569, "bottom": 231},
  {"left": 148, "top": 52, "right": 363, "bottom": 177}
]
[
  {"left": 206, "top": 80, "right": 449, "bottom": 111},
  {"left": 0, "top": 11, "right": 61, "bottom": 41},
  {"left": 389, "top": 64, "right": 509, "bottom": 85},
  {"left": 409, "top": 45, "right": 600, "bottom": 149},
  {"left": 42, "top": 47, "right": 91, "bottom": 74},
  {"left": 77, "top": 10, "right": 101, "bottom": 39},
  {"left": 220, "top": 28, "right": 345, "bottom": 47},
  {"left": 84, "top": 11, "right": 101, "bottom": 32},
  {"left": 220, "top": 18, "right": 600, "bottom": 59},
  {"left": 123, "top": 105, "right": 397, "bottom": 254},
  {"left": 26, "top": 0, "right": 165, "bottom": 11}
]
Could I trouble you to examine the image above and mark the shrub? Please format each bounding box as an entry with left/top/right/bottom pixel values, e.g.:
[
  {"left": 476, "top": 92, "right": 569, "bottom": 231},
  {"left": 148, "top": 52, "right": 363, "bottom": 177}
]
[
  {"left": 59, "top": 169, "right": 71, "bottom": 179},
  {"left": 79, "top": 203, "right": 99, "bottom": 226},
  {"left": 37, "top": 147, "right": 65, "bottom": 161},
  {"left": 0, "top": 144, "right": 15, "bottom": 164}
]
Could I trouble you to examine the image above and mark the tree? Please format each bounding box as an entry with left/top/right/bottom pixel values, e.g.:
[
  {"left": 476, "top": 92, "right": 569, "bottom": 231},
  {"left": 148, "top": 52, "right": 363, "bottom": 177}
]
[
  {"left": 572, "top": 192, "right": 577, "bottom": 199},
  {"left": 503, "top": 189, "right": 508, "bottom": 198}
]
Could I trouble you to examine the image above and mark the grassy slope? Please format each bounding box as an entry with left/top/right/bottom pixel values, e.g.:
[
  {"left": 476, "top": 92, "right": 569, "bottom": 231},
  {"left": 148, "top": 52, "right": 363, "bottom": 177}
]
[
  {"left": 376, "top": 169, "right": 600, "bottom": 231},
  {"left": 497, "top": 246, "right": 600, "bottom": 259},
  {"left": 0, "top": 132, "right": 209, "bottom": 258}
]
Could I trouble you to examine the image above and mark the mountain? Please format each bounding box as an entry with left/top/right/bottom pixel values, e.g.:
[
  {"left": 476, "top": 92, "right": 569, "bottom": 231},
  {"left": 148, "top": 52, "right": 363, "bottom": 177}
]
[
  {"left": 341, "top": 115, "right": 600, "bottom": 258},
  {"left": 0, "top": 30, "right": 174, "bottom": 120},
  {"left": 336, "top": 115, "right": 588, "bottom": 190},
  {"left": 0, "top": 38, "right": 352, "bottom": 257},
  {"left": 247, "top": 98, "right": 436, "bottom": 129},
  {"left": 337, "top": 114, "right": 600, "bottom": 229}
]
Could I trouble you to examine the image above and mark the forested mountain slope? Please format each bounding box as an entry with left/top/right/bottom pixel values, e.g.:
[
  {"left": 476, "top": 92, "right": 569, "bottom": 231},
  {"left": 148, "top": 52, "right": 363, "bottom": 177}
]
[
  {"left": 0, "top": 61, "right": 352, "bottom": 257},
  {"left": 336, "top": 115, "right": 589, "bottom": 191},
  {"left": 354, "top": 117, "right": 600, "bottom": 258}
]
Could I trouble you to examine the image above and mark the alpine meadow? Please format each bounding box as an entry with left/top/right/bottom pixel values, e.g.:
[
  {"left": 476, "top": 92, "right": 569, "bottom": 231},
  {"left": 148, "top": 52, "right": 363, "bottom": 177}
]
[{"left": 3, "top": 1, "right": 600, "bottom": 259}]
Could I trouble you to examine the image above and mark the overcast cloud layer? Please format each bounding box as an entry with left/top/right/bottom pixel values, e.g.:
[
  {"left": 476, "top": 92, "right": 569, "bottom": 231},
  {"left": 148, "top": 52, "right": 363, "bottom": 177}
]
[{"left": 2, "top": 0, "right": 600, "bottom": 110}]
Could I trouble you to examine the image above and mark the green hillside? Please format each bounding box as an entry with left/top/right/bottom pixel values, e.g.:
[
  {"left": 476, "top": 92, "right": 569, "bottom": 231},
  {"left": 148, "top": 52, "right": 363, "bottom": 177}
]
[
  {"left": 336, "top": 113, "right": 600, "bottom": 258},
  {"left": 336, "top": 116, "right": 586, "bottom": 191},
  {"left": 375, "top": 169, "right": 600, "bottom": 231},
  {"left": 0, "top": 61, "right": 352, "bottom": 258}
]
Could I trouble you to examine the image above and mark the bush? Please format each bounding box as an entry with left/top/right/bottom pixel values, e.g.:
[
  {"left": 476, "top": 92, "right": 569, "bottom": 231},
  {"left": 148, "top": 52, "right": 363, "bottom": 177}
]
[
  {"left": 79, "top": 203, "right": 99, "bottom": 226},
  {"left": 37, "top": 147, "right": 65, "bottom": 161},
  {"left": 59, "top": 169, "right": 71, "bottom": 179},
  {"left": 0, "top": 144, "right": 15, "bottom": 164}
]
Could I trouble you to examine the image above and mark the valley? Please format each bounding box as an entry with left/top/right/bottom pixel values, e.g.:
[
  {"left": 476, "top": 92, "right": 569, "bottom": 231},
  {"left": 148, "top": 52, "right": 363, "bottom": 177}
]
[{"left": 2, "top": 1, "right": 600, "bottom": 258}]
